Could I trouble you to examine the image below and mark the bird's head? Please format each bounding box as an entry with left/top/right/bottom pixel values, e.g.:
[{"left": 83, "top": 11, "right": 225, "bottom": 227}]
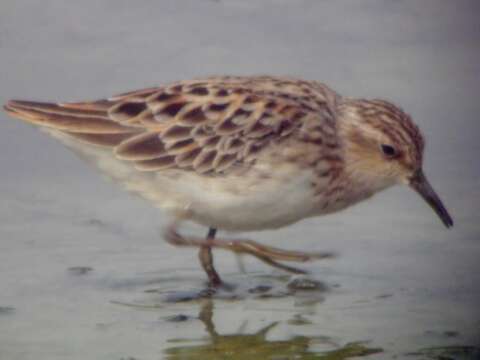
[{"left": 338, "top": 98, "right": 453, "bottom": 228}]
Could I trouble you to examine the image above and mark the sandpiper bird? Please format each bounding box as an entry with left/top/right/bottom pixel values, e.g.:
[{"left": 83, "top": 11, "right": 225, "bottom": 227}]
[{"left": 4, "top": 76, "right": 453, "bottom": 287}]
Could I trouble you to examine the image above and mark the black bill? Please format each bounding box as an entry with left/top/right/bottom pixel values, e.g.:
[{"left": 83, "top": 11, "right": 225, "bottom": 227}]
[{"left": 409, "top": 170, "right": 453, "bottom": 228}]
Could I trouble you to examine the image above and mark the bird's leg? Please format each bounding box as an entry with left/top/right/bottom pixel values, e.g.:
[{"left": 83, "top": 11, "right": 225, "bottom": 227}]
[
  {"left": 198, "top": 228, "right": 222, "bottom": 287},
  {"left": 164, "top": 224, "right": 335, "bottom": 277}
]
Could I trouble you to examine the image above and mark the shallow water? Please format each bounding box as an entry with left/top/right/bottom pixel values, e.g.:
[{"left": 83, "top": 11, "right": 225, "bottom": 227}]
[
  {"left": 1, "top": 1, "right": 480, "bottom": 359},
  {"left": 0, "top": 187, "right": 478, "bottom": 359}
]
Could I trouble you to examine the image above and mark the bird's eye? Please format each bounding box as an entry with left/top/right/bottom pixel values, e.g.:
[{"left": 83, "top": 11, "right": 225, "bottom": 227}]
[{"left": 381, "top": 144, "right": 397, "bottom": 158}]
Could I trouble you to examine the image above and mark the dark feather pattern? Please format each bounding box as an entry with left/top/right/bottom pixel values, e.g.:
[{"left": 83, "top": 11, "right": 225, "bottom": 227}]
[{"left": 4, "top": 76, "right": 339, "bottom": 175}]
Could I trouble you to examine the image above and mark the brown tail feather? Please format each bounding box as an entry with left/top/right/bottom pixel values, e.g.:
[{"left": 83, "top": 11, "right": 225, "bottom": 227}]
[
  {"left": 4, "top": 99, "right": 137, "bottom": 134},
  {"left": 64, "top": 132, "right": 136, "bottom": 147},
  {"left": 5, "top": 99, "right": 110, "bottom": 118},
  {"left": 60, "top": 99, "right": 114, "bottom": 113}
]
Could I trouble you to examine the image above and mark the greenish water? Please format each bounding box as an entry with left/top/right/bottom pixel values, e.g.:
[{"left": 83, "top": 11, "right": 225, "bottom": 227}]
[
  {"left": 163, "top": 301, "right": 384, "bottom": 359},
  {"left": 100, "top": 272, "right": 478, "bottom": 359}
]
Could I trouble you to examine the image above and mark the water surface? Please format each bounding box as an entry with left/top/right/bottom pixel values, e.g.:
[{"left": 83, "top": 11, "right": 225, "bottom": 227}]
[{"left": 1, "top": 1, "right": 479, "bottom": 359}]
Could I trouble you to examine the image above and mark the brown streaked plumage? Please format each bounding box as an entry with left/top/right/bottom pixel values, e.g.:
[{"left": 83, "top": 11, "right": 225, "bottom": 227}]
[{"left": 3, "top": 75, "right": 453, "bottom": 288}]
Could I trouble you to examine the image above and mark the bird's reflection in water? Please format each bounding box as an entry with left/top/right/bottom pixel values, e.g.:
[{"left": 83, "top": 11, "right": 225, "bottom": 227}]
[{"left": 164, "top": 300, "right": 383, "bottom": 359}]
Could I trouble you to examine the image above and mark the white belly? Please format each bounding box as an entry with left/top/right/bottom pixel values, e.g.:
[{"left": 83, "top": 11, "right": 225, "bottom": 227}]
[
  {"left": 48, "top": 130, "right": 321, "bottom": 231},
  {"left": 166, "top": 168, "right": 319, "bottom": 231}
]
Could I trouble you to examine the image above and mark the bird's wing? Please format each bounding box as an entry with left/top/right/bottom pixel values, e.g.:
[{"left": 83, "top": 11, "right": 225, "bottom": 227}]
[{"left": 4, "top": 77, "right": 339, "bottom": 174}]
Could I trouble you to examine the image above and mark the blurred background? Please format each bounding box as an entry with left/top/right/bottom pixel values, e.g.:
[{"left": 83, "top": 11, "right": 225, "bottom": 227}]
[{"left": 1, "top": 1, "right": 479, "bottom": 359}]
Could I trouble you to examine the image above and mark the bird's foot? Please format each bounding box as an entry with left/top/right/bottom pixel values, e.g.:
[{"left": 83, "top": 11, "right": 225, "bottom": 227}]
[{"left": 164, "top": 226, "right": 335, "bottom": 278}]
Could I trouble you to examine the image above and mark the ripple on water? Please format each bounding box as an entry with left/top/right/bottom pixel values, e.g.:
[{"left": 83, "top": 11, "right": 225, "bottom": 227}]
[
  {"left": 133, "top": 273, "right": 331, "bottom": 305},
  {"left": 0, "top": 306, "right": 15, "bottom": 315}
]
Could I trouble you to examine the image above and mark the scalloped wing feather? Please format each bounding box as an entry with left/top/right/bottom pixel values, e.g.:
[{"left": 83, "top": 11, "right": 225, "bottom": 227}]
[{"left": 4, "top": 76, "right": 340, "bottom": 175}]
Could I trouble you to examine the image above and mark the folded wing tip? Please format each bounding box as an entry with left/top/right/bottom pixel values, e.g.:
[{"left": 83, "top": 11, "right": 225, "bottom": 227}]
[
  {"left": 3, "top": 100, "right": 21, "bottom": 115},
  {"left": 4, "top": 99, "right": 43, "bottom": 112}
]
